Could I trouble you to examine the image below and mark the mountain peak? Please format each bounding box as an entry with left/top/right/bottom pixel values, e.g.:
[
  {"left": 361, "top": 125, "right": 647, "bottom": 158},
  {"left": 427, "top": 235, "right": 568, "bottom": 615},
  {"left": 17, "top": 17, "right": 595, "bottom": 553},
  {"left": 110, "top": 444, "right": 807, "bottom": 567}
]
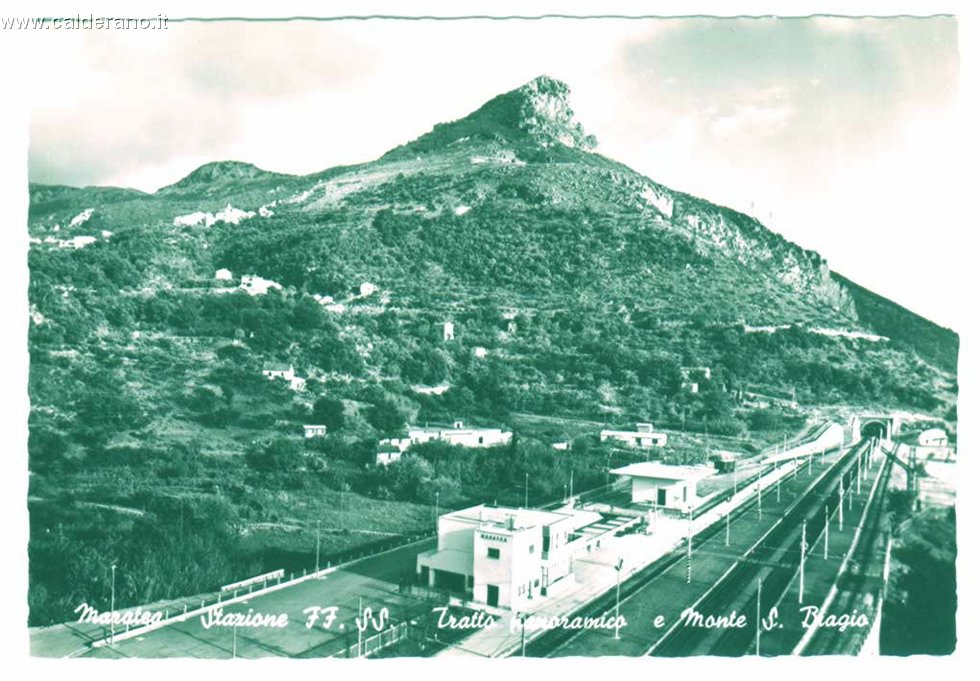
[
  {"left": 384, "top": 75, "right": 597, "bottom": 159},
  {"left": 158, "top": 161, "right": 286, "bottom": 194}
]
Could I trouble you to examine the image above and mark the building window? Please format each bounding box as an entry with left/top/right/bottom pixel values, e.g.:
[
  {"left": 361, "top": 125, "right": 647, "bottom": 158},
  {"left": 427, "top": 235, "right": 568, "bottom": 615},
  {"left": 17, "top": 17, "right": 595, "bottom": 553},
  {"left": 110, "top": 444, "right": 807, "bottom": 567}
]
[
  {"left": 534, "top": 579, "right": 540, "bottom": 588},
  {"left": 529, "top": 544, "right": 535, "bottom": 554},
  {"left": 487, "top": 547, "right": 500, "bottom": 559}
]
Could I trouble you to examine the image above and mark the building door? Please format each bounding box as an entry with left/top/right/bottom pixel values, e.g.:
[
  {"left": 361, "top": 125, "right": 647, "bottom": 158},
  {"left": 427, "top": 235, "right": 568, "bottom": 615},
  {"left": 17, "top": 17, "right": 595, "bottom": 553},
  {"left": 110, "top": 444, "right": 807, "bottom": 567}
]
[
  {"left": 487, "top": 584, "right": 499, "bottom": 607},
  {"left": 657, "top": 488, "right": 667, "bottom": 506}
]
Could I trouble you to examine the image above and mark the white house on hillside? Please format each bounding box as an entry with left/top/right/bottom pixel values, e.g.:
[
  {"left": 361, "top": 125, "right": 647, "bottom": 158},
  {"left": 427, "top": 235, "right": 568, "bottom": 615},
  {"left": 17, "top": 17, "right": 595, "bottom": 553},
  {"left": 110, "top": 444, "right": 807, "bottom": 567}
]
[
  {"left": 303, "top": 425, "right": 327, "bottom": 438},
  {"left": 262, "top": 364, "right": 306, "bottom": 391},
  {"left": 377, "top": 421, "right": 512, "bottom": 462},
  {"left": 600, "top": 423, "right": 668, "bottom": 449},
  {"left": 240, "top": 275, "right": 283, "bottom": 296}
]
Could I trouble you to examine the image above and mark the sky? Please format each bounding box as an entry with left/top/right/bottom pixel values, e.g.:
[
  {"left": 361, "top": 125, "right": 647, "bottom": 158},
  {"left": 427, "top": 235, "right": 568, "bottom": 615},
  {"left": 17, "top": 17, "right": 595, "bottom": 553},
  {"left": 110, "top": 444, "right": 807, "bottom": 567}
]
[{"left": 23, "top": 14, "right": 964, "bottom": 329}]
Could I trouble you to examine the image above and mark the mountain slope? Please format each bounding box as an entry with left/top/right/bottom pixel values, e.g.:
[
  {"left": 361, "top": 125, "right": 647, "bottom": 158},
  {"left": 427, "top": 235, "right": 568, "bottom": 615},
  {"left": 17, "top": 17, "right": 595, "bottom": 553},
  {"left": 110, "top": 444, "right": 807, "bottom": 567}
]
[{"left": 25, "top": 75, "right": 957, "bottom": 625}]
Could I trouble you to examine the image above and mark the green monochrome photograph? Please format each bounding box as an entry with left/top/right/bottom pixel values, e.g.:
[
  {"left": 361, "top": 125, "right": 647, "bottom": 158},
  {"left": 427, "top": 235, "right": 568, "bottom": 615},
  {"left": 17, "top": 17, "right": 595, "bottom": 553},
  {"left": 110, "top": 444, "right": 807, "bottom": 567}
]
[{"left": 3, "top": 0, "right": 972, "bottom": 669}]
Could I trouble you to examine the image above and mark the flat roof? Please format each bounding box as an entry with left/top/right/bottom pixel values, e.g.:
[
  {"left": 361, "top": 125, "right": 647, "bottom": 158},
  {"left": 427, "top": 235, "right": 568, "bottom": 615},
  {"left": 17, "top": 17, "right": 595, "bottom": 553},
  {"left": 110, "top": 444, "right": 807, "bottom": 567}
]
[
  {"left": 443, "top": 504, "right": 598, "bottom": 532},
  {"left": 408, "top": 424, "right": 509, "bottom": 434},
  {"left": 610, "top": 462, "right": 714, "bottom": 481},
  {"left": 601, "top": 428, "right": 667, "bottom": 436},
  {"left": 417, "top": 548, "right": 473, "bottom": 576}
]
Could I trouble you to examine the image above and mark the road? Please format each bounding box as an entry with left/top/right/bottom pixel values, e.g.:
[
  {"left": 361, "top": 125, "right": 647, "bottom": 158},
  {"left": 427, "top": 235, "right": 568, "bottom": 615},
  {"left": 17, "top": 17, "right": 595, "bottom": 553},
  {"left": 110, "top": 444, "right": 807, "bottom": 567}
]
[{"left": 32, "top": 538, "right": 435, "bottom": 658}]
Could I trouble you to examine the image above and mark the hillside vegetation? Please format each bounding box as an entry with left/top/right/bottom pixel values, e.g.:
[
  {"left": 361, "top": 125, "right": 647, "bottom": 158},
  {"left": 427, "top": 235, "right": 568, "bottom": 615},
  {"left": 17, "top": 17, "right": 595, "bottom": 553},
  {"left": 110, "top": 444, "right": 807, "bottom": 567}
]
[{"left": 26, "top": 75, "right": 957, "bottom": 625}]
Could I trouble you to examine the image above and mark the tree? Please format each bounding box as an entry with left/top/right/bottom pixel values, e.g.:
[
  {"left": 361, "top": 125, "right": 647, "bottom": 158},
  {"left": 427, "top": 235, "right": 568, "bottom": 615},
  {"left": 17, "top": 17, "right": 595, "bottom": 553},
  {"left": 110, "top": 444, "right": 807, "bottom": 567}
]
[
  {"left": 387, "top": 454, "right": 434, "bottom": 502},
  {"left": 245, "top": 439, "right": 304, "bottom": 473},
  {"left": 291, "top": 297, "right": 325, "bottom": 330},
  {"left": 367, "top": 398, "right": 406, "bottom": 435},
  {"left": 312, "top": 397, "right": 346, "bottom": 431}
]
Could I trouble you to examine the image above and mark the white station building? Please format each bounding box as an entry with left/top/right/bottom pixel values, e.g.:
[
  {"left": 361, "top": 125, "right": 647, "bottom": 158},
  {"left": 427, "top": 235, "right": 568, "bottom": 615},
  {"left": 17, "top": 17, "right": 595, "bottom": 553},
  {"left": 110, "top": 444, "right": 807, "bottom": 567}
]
[
  {"left": 416, "top": 504, "right": 611, "bottom": 609},
  {"left": 610, "top": 462, "right": 714, "bottom": 510}
]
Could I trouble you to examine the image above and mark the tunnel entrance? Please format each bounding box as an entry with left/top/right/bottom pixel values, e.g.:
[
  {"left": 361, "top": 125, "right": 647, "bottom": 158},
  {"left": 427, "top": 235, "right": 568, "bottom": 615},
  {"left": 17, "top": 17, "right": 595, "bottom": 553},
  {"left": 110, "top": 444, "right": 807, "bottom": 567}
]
[{"left": 861, "top": 421, "right": 888, "bottom": 439}]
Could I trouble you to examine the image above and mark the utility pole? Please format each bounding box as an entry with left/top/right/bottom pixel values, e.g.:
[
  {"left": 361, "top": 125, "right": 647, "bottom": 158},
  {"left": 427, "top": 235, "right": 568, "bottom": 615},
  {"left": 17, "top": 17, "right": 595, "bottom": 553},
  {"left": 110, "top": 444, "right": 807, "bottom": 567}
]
[
  {"left": 823, "top": 506, "right": 829, "bottom": 559},
  {"left": 838, "top": 477, "right": 844, "bottom": 531},
  {"left": 357, "top": 596, "right": 363, "bottom": 658},
  {"left": 757, "top": 476, "right": 762, "bottom": 521},
  {"left": 756, "top": 577, "right": 762, "bottom": 656},
  {"left": 725, "top": 507, "right": 731, "bottom": 547},
  {"left": 686, "top": 507, "right": 693, "bottom": 583},
  {"left": 110, "top": 564, "right": 117, "bottom": 646},
  {"left": 315, "top": 519, "right": 321, "bottom": 574},
  {"left": 435, "top": 490, "right": 440, "bottom": 519},
  {"left": 857, "top": 452, "right": 862, "bottom": 495},
  {"left": 776, "top": 474, "right": 781, "bottom": 503},
  {"left": 524, "top": 472, "right": 529, "bottom": 508},
  {"left": 799, "top": 520, "right": 807, "bottom": 604},
  {"left": 614, "top": 558, "right": 624, "bottom": 639}
]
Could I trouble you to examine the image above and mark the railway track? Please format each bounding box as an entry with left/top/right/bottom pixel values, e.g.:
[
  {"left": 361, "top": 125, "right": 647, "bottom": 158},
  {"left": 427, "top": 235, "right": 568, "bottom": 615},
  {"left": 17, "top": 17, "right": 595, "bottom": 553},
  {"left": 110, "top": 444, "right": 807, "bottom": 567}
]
[
  {"left": 524, "top": 441, "right": 866, "bottom": 657},
  {"left": 799, "top": 452, "right": 893, "bottom": 655},
  {"left": 647, "top": 442, "right": 873, "bottom": 656}
]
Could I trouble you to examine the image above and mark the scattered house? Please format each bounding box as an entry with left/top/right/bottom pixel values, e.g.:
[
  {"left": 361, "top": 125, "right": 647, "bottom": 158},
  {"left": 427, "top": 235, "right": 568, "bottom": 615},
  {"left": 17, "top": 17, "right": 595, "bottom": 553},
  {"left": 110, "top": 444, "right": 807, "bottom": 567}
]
[
  {"left": 377, "top": 421, "right": 513, "bottom": 459},
  {"left": 262, "top": 363, "right": 306, "bottom": 391},
  {"left": 680, "top": 367, "right": 710, "bottom": 394},
  {"left": 313, "top": 293, "right": 336, "bottom": 306},
  {"left": 473, "top": 347, "right": 488, "bottom": 359},
  {"left": 262, "top": 363, "right": 295, "bottom": 381},
  {"left": 409, "top": 421, "right": 512, "bottom": 448},
  {"left": 240, "top": 275, "right": 283, "bottom": 296},
  {"left": 710, "top": 451, "right": 737, "bottom": 473},
  {"left": 412, "top": 384, "right": 452, "bottom": 396},
  {"left": 443, "top": 321, "right": 455, "bottom": 342},
  {"left": 915, "top": 427, "right": 953, "bottom": 459},
  {"left": 376, "top": 444, "right": 403, "bottom": 466},
  {"left": 62, "top": 235, "right": 98, "bottom": 249},
  {"left": 303, "top": 425, "right": 327, "bottom": 439},
  {"left": 918, "top": 428, "right": 948, "bottom": 448},
  {"left": 215, "top": 268, "right": 233, "bottom": 281},
  {"left": 681, "top": 366, "right": 712, "bottom": 381},
  {"left": 416, "top": 504, "right": 608, "bottom": 609},
  {"left": 552, "top": 441, "right": 570, "bottom": 451},
  {"left": 738, "top": 387, "right": 799, "bottom": 410},
  {"left": 600, "top": 423, "right": 668, "bottom": 449},
  {"left": 360, "top": 282, "right": 377, "bottom": 297},
  {"left": 610, "top": 462, "right": 714, "bottom": 510}
]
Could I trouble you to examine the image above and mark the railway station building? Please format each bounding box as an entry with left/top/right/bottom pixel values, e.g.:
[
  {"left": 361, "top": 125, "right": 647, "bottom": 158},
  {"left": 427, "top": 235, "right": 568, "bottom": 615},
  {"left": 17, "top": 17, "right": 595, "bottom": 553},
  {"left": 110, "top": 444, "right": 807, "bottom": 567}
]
[
  {"left": 416, "top": 504, "right": 622, "bottom": 609},
  {"left": 610, "top": 462, "right": 714, "bottom": 510}
]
